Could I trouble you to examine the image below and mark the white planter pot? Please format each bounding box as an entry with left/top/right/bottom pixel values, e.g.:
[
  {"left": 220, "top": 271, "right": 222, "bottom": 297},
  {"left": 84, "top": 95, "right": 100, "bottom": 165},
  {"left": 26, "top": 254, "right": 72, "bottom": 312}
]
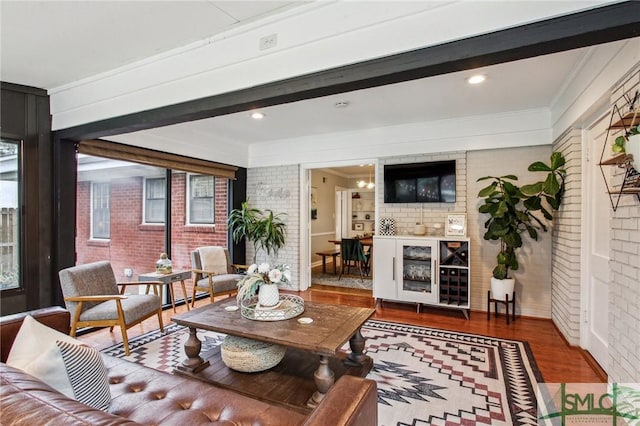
[
  {"left": 627, "top": 134, "right": 640, "bottom": 171},
  {"left": 258, "top": 284, "right": 280, "bottom": 307},
  {"left": 490, "top": 277, "right": 515, "bottom": 301}
]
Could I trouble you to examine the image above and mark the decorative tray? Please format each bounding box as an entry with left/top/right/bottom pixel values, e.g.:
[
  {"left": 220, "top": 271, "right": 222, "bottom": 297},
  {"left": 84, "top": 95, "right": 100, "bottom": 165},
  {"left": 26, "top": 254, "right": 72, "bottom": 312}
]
[{"left": 240, "top": 294, "right": 305, "bottom": 321}]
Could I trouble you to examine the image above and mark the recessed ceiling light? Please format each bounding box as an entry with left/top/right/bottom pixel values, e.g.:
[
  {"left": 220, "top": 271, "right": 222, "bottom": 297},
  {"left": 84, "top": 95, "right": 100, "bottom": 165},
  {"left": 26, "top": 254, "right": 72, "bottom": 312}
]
[
  {"left": 250, "top": 111, "right": 265, "bottom": 120},
  {"left": 467, "top": 75, "right": 486, "bottom": 85}
]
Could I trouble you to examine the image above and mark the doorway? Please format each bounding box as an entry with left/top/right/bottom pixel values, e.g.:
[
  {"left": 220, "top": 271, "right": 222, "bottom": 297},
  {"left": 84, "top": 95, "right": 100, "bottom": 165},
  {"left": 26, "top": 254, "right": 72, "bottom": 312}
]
[
  {"left": 582, "top": 113, "right": 610, "bottom": 373},
  {"left": 303, "top": 162, "right": 377, "bottom": 291}
]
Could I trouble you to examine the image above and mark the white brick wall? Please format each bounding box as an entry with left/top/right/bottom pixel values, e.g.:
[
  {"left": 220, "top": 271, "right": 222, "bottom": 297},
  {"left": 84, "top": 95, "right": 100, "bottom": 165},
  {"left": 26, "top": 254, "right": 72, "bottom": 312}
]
[
  {"left": 551, "top": 128, "right": 582, "bottom": 345},
  {"left": 377, "top": 152, "right": 467, "bottom": 235},
  {"left": 246, "top": 164, "right": 300, "bottom": 291},
  {"left": 467, "top": 146, "right": 554, "bottom": 317},
  {"left": 607, "top": 69, "right": 640, "bottom": 383}
]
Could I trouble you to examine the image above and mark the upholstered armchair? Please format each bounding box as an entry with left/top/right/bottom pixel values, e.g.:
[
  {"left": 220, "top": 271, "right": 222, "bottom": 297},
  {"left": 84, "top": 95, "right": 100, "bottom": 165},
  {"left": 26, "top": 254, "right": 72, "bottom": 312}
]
[
  {"left": 58, "top": 261, "right": 164, "bottom": 356},
  {"left": 191, "top": 246, "right": 247, "bottom": 307}
]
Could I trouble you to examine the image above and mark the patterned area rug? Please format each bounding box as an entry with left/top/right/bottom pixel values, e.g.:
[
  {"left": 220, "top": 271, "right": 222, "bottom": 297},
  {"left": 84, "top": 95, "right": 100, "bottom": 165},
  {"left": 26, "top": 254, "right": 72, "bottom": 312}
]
[
  {"left": 102, "top": 320, "right": 542, "bottom": 426},
  {"left": 311, "top": 271, "right": 373, "bottom": 290}
]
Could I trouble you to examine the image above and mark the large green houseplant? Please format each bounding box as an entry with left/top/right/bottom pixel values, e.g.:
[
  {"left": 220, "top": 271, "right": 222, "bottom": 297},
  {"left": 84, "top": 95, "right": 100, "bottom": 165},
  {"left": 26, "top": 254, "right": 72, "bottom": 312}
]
[
  {"left": 477, "top": 152, "right": 566, "bottom": 300},
  {"left": 227, "top": 200, "right": 287, "bottom": 264}
]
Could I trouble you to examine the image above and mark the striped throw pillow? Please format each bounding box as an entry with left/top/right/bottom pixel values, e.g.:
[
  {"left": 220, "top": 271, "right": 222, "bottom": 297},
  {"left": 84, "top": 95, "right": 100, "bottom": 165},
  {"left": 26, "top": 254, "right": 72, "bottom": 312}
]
[{"left": 56, "top": 340, "right": 111, "bottom": 411}]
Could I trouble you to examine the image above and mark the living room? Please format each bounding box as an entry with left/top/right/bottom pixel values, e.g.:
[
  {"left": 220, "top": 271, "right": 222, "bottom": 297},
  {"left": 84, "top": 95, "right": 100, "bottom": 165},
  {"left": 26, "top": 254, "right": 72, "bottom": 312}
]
[{"left": 1, "top": 2, "right": 639, "bottom": 424}]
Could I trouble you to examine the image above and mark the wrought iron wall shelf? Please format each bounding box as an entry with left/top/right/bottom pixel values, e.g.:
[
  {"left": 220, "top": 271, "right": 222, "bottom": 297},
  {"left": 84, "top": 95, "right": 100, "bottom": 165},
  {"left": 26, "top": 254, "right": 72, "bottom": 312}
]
[{"left": 598, "top": 76, "right": 640, "bottom": 211}]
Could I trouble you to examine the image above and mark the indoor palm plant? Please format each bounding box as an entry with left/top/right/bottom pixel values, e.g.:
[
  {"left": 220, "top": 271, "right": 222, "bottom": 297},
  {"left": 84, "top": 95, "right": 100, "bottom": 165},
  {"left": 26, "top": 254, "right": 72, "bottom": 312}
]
[
  {"left": 228, "top": 200, "right": 287, "bottom": 264},
  {"left": 477, "top": 152, "right": 566, "bottom": 300}
]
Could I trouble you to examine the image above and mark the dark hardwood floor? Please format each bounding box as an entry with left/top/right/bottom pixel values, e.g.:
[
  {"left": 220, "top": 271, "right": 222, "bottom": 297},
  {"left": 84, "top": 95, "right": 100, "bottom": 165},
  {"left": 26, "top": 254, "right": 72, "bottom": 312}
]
[{"left": 78, "top": 283, "right": 606, "bottom": 384}]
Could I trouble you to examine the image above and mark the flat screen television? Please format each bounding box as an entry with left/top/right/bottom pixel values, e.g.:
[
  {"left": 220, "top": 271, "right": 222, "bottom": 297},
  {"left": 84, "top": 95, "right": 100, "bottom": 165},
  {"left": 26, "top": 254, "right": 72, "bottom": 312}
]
[{"left": 384, "top": 160, "right": 456, "bottom": 203}]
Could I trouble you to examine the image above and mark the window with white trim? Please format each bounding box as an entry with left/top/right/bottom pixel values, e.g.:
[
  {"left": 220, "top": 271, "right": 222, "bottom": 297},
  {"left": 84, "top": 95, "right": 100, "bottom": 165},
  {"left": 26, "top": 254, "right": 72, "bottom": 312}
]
[
  {"left": 187, "top": 174, "right": 215, "bottom": 225},
  {"left": 91, "top": 182, "right": 110, "bottom": 239},
  {"left": 144, "top": 177, "right": 166, "bottom": 224}
]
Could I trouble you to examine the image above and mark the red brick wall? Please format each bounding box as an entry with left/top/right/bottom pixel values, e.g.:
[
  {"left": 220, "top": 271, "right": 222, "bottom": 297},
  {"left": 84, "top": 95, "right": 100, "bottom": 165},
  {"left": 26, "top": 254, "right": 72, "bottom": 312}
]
[
  {"left": 76, "top": 174, "right": 229, "bottom": 288},
  {"left": 170, "top": 174, "right": 229, "bottom": 273}
]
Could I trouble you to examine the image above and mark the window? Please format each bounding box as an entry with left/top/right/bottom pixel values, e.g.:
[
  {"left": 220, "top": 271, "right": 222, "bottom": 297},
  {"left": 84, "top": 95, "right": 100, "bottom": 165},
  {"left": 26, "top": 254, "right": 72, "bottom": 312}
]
[
  {"left": 188, "top": 174, "right": 215, "bottom": 224},
  {"left": 144, "top": 177, "right": 166, "bottom": 224},
  {"left": 91, "top": 182, "right": 110, "bottom": 239},
  {"left": 0, "top": 139, "right": 20, "bottom": 290}
]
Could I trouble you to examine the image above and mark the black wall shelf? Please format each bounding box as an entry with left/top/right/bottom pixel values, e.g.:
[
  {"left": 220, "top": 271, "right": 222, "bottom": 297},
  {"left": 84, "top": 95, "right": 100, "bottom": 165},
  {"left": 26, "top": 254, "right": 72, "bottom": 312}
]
[{"left": 598, "top": 73, "right": 640, "bottom": 211}]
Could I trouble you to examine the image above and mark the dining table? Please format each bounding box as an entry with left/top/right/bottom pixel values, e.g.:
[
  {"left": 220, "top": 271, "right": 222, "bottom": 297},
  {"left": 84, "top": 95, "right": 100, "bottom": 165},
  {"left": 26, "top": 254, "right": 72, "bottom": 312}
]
[{"left": 328, "top": 237, "right": 373, "bottom": 247}]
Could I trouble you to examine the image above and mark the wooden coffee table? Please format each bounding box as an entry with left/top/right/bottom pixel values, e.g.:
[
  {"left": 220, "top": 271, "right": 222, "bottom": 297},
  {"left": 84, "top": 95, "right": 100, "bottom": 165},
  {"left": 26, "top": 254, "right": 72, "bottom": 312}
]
[{"left": 171, "top": 297, "right": 374, "bottom": 412}]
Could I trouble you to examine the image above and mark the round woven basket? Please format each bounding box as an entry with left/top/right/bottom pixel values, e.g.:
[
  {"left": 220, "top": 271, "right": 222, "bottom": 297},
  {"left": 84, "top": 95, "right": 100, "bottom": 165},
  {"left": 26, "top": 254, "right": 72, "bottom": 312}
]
[{"left": 220, "top": 335, "right": 286, "bottom": 372}]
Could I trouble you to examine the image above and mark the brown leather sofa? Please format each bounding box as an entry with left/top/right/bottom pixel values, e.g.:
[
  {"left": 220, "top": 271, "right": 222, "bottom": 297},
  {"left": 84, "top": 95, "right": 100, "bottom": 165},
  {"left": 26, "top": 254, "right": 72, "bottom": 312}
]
[{"left": 1, "top": 307, "right": 378, "bottom": 425}]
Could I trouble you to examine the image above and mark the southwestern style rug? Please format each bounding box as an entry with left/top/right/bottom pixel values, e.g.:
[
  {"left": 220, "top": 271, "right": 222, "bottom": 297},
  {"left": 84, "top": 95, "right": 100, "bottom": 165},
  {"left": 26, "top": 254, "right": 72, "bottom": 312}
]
[{"left": 102, "top": 320, "right": 542, "bottom": 426}]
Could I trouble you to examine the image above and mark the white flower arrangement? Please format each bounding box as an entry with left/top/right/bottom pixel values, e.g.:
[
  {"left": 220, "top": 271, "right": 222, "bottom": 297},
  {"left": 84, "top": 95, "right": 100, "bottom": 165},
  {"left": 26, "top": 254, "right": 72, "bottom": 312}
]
[{"left": 236, "top": 263, "right": 291, "bottom": 302}]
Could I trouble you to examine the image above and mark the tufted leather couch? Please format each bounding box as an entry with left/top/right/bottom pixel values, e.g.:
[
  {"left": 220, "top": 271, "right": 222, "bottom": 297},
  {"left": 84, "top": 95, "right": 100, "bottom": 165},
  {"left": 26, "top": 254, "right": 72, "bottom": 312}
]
[{"left": 1, "top": 307, "right": 378, "bottom": 425}]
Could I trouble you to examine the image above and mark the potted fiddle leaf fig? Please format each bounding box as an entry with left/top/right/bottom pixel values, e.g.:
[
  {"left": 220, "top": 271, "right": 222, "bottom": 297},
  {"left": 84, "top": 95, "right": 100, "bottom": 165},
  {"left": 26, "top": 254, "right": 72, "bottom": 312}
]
[
  {"left": 477, "top": 152, "right": 566, "bottom": 300},
  {"left": 228, "top": 200, "right": 287, "bottom": 264}
]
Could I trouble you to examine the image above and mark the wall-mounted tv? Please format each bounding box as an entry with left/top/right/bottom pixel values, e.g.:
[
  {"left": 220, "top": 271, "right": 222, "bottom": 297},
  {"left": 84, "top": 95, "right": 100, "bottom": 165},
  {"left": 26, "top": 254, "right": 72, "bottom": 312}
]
[{"left": 384, "top": 160, "right": 456, "bottom": 203}]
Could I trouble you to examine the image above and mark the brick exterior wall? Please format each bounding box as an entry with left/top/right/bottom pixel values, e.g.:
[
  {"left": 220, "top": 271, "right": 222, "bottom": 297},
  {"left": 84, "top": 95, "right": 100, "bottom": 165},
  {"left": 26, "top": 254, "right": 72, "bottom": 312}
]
[
  {"left": 76, "top": 173, "right": 229, "bottom": 295},
  {"left": 246, "top": 165, "right": 300, "bottom": 291},
  {"left": 551, "top": 128, "right": 582, "bottom": 345}
]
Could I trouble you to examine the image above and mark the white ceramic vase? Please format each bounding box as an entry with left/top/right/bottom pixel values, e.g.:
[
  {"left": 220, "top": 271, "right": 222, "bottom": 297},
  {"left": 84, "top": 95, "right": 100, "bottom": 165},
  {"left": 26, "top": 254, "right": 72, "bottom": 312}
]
[
  {"left": 258, "top": 283, "right": 280, "bottom": 307},
  {"left": 627, "top": 134, "right": 640, "bottom": 171},
  {"left": 490, "top": 277, "right": 515, "bottom": 301}
]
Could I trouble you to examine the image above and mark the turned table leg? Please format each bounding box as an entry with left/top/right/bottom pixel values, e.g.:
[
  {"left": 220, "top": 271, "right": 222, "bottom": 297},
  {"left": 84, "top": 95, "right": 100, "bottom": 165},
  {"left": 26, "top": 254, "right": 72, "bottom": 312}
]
[
  {"left": 176, "top": 327, "right": 209, "bottom": 374},
  {"left": 307, "top": 355, "right": 335, "bottom": 408},
  {"left": 346, "top": 328, "right": 368, "bottom": 366}
]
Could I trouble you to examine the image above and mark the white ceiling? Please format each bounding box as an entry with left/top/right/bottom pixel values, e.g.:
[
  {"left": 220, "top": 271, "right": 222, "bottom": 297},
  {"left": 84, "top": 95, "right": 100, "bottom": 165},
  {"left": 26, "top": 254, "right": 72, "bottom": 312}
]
[
  {"left": 0, "top": 0, "right": 621, "bottom": 176},
  {"left": 0, "top": 1, "right": 307, "bottom": 89}
]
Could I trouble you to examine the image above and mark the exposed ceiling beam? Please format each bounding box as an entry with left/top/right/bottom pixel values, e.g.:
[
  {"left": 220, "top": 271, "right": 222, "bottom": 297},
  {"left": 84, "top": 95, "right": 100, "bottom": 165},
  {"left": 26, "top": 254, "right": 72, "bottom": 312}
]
[{"left": 55, "top": 1, "right": 640, "bottom": 142}]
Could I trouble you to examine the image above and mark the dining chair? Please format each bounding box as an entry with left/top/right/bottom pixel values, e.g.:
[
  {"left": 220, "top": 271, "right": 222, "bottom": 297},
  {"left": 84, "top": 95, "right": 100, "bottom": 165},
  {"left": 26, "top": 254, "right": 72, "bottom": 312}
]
[
  {"left": 339, "top": 238, "right": 370, "bottom": 281},
  {"left": 58, "top": 261, "right": 164, "bottom": 356}
]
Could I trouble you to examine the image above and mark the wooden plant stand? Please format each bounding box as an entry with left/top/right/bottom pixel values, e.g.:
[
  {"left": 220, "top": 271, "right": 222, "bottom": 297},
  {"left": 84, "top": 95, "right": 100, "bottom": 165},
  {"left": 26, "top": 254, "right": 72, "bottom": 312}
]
[{"left": 487, "top": 290, "right": 516, "bottom": 324}]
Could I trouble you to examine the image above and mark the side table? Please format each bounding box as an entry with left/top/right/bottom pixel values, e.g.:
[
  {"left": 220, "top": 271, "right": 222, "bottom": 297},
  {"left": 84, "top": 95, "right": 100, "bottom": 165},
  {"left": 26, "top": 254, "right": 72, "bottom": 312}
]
[
  {"left": 487, "top": 290, "right": 516, "bottom": 324},
  {"left": 139, "top": 270, "right": 192, "bottom": 312}
]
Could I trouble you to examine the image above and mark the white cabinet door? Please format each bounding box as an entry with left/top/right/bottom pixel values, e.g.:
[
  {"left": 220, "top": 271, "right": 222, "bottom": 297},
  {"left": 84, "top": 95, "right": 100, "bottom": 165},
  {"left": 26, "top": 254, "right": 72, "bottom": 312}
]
[
  {"left": 373, "top": 237, "right": 397, "bottom": 300},
  {"left": 396, "top": 239, "right": 438, "bottom": 304}
]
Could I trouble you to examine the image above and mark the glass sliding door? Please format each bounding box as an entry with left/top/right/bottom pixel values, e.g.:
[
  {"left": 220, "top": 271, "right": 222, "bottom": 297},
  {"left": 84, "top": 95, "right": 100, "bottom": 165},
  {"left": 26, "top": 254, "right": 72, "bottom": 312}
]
[
  {"left": 76, "top": 154, "right": 167, "bottom": 295},
  {"left": 75, "top": 154, "right": 231, "bottom": 307}
]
